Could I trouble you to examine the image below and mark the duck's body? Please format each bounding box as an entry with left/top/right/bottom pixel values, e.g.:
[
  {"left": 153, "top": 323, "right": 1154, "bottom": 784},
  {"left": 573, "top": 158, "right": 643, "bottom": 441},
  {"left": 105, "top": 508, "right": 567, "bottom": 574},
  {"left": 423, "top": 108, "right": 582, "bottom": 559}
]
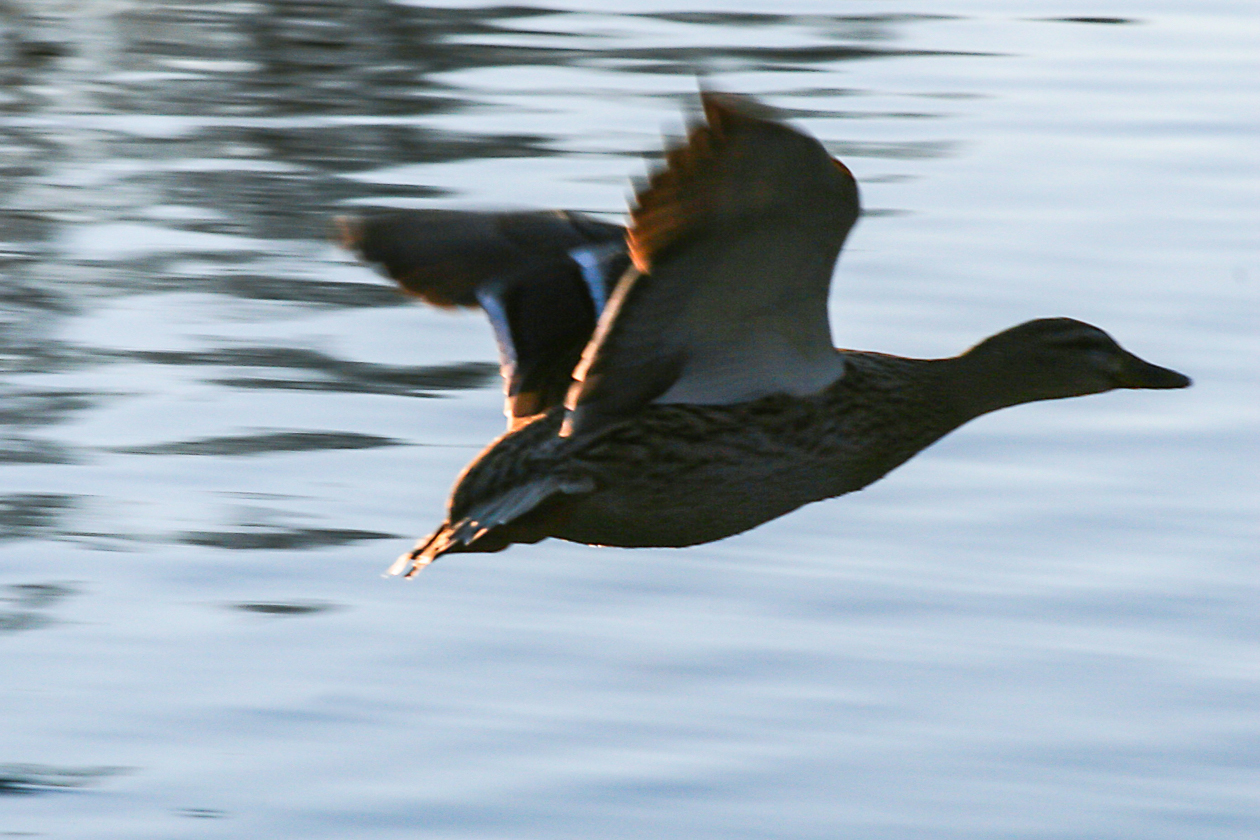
[
  {"left": 338, "top": 92, "right": 1189, "bottom": 575},
  {"left": 396, "top": 326, "right": 1186, "bottom": 566},
  {"left": 427, "top": 351, "right": 953, "bottom": 553}
]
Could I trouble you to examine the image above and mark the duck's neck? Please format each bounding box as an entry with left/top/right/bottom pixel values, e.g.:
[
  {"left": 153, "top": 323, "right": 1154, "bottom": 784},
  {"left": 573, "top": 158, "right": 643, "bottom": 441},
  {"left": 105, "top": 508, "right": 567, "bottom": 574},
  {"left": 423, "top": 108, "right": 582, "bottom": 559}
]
[
  {"left": 821, "top": 350, "right": 1045, "bottom": 491},
  {"left": 837, "top": 351, "right": 1007, "bottom": 428},
  {"left": 933, "top": 346, "right": 1081, "bottom": 419}
]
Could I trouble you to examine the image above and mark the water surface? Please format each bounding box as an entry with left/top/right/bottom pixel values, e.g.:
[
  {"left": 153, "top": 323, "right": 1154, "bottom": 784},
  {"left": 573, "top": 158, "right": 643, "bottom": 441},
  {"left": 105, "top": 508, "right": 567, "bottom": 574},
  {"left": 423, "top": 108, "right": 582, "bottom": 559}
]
[{"left": 1, "top": 2, "right": 1257, "bottom": 838}]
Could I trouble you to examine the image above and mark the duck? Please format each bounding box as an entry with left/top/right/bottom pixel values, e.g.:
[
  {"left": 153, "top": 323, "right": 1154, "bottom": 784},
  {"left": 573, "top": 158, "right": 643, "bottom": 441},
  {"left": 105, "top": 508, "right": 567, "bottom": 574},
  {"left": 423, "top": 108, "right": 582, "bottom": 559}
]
[{"left": 336, "top": 91, "right": 1190, "bottom": 576}]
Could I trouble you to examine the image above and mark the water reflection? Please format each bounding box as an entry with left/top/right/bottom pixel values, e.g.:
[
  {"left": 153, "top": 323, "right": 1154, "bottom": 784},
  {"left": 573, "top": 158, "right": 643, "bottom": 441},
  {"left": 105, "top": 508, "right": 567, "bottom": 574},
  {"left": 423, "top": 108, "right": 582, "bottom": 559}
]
[
  {"left": 180, "top": 525, "right": 395, "bottom": 550},
  {"left": 0, "top": 763, "right": 128, "bottom": 796},
  {"left": 111, "top": 348, "right": 495, "bottom": 396},
  {"left": 0, "top": 581, "right": 75, "bottom": 634},
  {"left": 114, "top": 430, "right": 401, "bottom": 457},
  {"left": 1045, "top": 17, "right": 1137, "bottom": 25},
  {"left": 232, "top": 601, "right": 337, "bottom": 616},
  {"left": 0, "top": 494, "right": 75, "bottom": 541},
  {"left": 177, "top": 807, "right": 229, "bottom": 819}
]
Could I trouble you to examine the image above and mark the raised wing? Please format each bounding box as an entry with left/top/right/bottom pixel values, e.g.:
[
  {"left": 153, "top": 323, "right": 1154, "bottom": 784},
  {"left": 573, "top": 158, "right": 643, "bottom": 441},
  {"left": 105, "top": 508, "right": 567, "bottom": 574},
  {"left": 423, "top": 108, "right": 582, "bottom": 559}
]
[
  {"left": 337, "top": 209, "right": 628, "bottom": 427},
  {"left": 563, "top": 92, "right": 860, "bottom": 438}
]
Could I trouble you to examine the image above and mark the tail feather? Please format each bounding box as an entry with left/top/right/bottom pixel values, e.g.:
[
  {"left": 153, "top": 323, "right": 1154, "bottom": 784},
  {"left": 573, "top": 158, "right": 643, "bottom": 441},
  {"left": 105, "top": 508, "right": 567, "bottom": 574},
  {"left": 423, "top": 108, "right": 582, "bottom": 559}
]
[
  {"left": 388, "top": 473, "right": 595, "bottom": 577},
  {"left": 388, "top": 528, "right": 448, "bottom": 577}
]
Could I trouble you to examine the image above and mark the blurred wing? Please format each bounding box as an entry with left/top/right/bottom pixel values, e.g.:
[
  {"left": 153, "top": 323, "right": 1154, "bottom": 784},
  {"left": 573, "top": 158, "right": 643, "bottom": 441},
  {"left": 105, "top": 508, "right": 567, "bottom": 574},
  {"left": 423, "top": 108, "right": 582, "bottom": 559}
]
[
  {"left": 563, "top": 92, "right": 861, "bottom": 437},
  {"left": 337, "top": 209, "right": 629, "bottom": 427}
]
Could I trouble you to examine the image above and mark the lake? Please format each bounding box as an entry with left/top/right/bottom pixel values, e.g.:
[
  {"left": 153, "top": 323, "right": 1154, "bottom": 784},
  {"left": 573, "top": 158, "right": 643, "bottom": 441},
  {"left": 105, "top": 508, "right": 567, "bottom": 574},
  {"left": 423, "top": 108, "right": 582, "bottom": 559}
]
[{"left": 1, "top": 1, "right": 1257, "bottom": 838}]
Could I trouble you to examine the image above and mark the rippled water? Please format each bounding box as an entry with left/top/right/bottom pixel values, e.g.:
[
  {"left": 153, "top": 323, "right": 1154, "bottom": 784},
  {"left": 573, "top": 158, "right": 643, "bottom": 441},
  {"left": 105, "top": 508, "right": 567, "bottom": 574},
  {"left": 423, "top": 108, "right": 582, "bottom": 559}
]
[{"left": 2, "top": 2, "right": 1257, "bottom": 838}]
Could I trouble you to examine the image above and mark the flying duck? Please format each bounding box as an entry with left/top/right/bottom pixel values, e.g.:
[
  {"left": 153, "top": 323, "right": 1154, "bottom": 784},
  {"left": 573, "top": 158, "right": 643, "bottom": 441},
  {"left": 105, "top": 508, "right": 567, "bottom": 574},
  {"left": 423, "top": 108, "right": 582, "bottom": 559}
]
[{"left": 337, "top": 92, "right": 1190, "bottom": 576}]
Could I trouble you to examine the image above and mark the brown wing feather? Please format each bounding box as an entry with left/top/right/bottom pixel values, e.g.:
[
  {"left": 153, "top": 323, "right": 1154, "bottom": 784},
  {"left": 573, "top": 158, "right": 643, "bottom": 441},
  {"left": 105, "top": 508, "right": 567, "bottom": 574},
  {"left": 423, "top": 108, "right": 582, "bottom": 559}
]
[
  {"left": 628, "top": 93, "right": 857, "bottom": 272},
  {"left": 564, "top": 92, "right": 860, "bottom": 437}
]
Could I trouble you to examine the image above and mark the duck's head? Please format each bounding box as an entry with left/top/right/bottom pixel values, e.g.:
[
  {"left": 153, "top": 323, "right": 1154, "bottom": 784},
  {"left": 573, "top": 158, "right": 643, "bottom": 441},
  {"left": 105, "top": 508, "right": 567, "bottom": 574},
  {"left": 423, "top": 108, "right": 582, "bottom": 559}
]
[{"left": 959, "top": 318, "right": 1191, "bottom": 410}]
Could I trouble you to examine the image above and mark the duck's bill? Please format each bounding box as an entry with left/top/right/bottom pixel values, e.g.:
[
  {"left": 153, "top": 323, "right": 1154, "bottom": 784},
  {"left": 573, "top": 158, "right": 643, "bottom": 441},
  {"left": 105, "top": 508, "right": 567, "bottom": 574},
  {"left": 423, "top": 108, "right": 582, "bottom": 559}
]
[{"left": 1114, "top": 352, "right": 1192, "bottom": 389}]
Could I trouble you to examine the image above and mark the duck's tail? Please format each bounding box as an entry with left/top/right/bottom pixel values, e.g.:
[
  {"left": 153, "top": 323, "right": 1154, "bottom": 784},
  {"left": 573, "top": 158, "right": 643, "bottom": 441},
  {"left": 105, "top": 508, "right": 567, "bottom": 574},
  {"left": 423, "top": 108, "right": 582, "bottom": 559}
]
[
  {"left": 387, "top": 529, "right": 448, "bottom": 578},
  {"left": 388, "top": 472, "right": 593, "bottom": 577}
]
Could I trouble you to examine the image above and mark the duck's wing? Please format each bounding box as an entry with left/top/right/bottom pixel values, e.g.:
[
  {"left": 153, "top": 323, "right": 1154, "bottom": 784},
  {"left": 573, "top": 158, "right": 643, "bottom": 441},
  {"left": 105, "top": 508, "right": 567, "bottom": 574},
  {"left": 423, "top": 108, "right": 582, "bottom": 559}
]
[
  {"left": 337, "top": 209, "right": 629, "bottom": 427},
  {"left": 562, "top": 92, "right": 861, "bottom": 438}
]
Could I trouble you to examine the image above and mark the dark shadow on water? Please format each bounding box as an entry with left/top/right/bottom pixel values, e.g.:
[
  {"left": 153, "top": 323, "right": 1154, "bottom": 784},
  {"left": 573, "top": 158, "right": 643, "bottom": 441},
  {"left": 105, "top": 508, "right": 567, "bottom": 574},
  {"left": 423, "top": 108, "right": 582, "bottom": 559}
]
[
  {"left": 232, "top": 601, "right": 338, "bottom": 616},
  {"left": 0, "top": 764, "right": 130, "bottom": 796},
  {"left": 0, "top": 495, "right": 75, "bottom": 541},
  {"left": 643, "top": 12, "right": 959, "bottom": 26},
  {"left": 0, "top": 392, "right": 99, "bottom": 427},
  {"left": 1, "top": 583, "right": 77, "bottom": 635},
  {"left": 1041, "top": 17, "right": 1138, "bottom": 25},
  {"left": 0, "top": 438, "right": 83, "bottom": 465},
  {"left": 0, "top": 611, "right": 53, "bottom": 633},
  {"left": 178, "top": 808, "right": 229, "bottom": 819},
  {"left": 180, "top": 527, "right": 395, "bottom": 550},
  {"left": 114, "top": 431, "right": 403, "bottom": 457},
  {"left": 210, "top": 275, "right": 407, "bottom": 308},
  {"left": 110, "top": 348, "right": 497, "bottom": 397},
  {"left": 6, "top": 582, "right": 76, "bottom": 609}
]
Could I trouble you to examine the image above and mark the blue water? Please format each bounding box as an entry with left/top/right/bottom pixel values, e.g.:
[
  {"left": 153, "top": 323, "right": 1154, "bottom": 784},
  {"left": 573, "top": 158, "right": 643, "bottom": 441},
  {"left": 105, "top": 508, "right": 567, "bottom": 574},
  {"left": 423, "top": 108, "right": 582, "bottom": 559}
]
[{"left": 2, "top": 2, "right": 1257, "bottom": 838}]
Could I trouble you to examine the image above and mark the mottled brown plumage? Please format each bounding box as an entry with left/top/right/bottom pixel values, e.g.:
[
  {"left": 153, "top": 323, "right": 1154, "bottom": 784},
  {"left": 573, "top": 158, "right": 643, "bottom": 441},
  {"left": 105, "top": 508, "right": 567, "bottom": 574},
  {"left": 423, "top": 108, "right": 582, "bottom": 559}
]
[
  {"left": 334, "top": 92, "right": 1190, "bottom": 577},
  {"left": 404, "top": 350, "right": 961, "bottom": 564},
  {"left": 391, "top": 318, "right": 1188, "bottom": 575}
]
